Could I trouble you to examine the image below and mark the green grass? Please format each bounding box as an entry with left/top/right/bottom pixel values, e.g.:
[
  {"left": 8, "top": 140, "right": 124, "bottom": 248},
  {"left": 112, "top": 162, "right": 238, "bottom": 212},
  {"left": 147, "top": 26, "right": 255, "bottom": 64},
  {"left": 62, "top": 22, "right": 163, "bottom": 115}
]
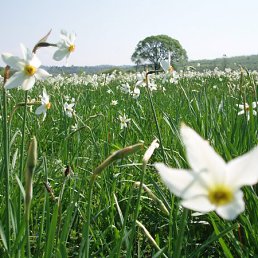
[{"left": 0, "top": 68, "right": 257, "bottom": 257}]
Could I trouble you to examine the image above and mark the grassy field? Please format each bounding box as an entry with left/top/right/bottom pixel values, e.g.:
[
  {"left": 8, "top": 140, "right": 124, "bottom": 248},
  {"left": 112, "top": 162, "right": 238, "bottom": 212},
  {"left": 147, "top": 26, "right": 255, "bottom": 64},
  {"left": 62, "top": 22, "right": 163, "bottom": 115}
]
[{"left": 0, "top": 67, "right": 258, "bottom": 257}]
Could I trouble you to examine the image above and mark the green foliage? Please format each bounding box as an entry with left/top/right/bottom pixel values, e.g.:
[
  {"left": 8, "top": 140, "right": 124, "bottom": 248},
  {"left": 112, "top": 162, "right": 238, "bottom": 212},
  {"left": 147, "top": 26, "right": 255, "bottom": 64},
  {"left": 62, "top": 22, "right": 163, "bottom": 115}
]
[
  {"left": 131, "top": 35, "right": 188, "bottom": 70},
  {"left": 0, "top": 70, "right": 257, "bottom": 257}
]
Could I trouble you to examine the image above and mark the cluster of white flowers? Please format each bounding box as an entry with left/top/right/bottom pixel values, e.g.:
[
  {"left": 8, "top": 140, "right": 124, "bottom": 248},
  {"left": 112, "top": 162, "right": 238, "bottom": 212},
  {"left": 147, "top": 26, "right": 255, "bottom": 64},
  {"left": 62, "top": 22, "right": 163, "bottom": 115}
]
[{"left": 1, "top": 30, "right": 76, "bottom": 121}]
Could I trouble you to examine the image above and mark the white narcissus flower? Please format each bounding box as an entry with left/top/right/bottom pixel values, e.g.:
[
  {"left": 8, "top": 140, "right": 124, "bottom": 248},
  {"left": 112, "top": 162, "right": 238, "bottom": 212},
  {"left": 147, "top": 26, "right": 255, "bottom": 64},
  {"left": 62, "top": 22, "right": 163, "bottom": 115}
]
[
  {"left": 155, "top": 124, "right": 258, "bottom": 220},
  {"left": 64, "top": 102, "right": 75, "bottom": 118},
  {"left": 132, "top": 87, "right": 140, "bottom": 99},
  {"left": 136, "top": 72, "right": 147, "bottom": 87},
  {"left": 1, "top": 44, "right": 50, "bottom": 90},
  {"left": 237, "top": 102, "right": 258, "bottom": 121},
  {"left": 160, "top": 51, "right": 174, "bottom": 73},
  {"left": 35, "top": 89, "right": 51, "bottom": 121},
  {"left": 119, "top": 114, "right": 131, "bottom": 130},
  {"left": 120, "top": 82, "right": 131, "bottom": 94},
  {"left": 53, "top": 30, "right": 76, "bottom": 62},
  {"left": 111, "top": 100, "right": 118, "bottom": 106}
]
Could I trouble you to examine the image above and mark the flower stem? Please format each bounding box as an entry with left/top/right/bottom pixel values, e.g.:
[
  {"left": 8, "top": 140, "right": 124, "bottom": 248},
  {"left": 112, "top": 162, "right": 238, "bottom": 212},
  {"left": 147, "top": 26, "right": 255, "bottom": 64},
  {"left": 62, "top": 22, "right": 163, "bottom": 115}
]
[
  {"left": 174, "top": 208, "right": 188, "bottom": 258},
  {"left": 145, "top": 71, "right": 167, "bottom": 164},
  {"left": 18, "top": 91, "right": 28, "bottom": 228},
  {"left": 2, "top": 66, "right": 11, "bottom": 251},
  {"left": 80, "top": 143, "right": 143, "bottom": 257}
]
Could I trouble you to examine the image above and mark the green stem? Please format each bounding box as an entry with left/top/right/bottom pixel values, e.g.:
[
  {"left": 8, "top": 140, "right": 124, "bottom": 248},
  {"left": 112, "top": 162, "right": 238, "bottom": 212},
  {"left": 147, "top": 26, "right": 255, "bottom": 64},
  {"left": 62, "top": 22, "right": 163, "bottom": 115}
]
[
  {"left": 80, "top": 178, "right": 94, "bottom": 258},
  {"left": 174, "top": 208, "right": 188, "bottom": 258},
  {"left": 145, "top": 72, "right": 167, "bottom": 164},
  {"left": 25, "top": 204, "right": 31, "bottom": 258},
  {"left": 18, "top": 91, "right": 28, "bottom": 229},
  {"left": 126, "top": 158, "right": 148, "bottom": 257},
  {"left": 80, "top": 143, "right": 143, "bottom": 257},
  {"left": 2, "top": 68, "right": 10, "bottom": 251}
]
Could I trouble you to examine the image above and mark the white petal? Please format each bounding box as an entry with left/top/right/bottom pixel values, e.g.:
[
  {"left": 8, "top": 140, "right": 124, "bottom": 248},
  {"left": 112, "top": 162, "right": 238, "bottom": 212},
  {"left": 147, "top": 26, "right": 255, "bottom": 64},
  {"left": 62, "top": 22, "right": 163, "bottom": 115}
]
[
  {"left": 35, "top": 105, "right": 45, "bottom": 115},
  {"left": 30, "top": 54, "right": 41, "bottom": 68},
  {"left": 2, "top": 53, "right": 24, "bottom": 70},
  {"left": 69, "top": 32, "right": 76, "bottom": 43},
  {"left": 53, "top": 49, "right": 68, "bottom": 61},
  {"left": 21, "top": 76, "right": 36, "bottom": 91},
  {"left": 42, "top": 112, "right": 47, "bottom": 121},
  {"left": 180, "top": 125, "right": 226, "bottom": 185},
  {"left": 4, "top": 71, "right": 26, "bottom": 89},
  {"left": 66, "top": 111, "right": 73, "bottom": 118},
  {"left": 154, "top": 163, "right": 207, "bottom": 198},
  {"left": 35, "top": 68, "right": 50, "bottom": 80},
  {"left": 226, "top": 146, "right": 258, "bottom": 188},
  {"left": 215, "top": 190, "right": 245, "bottom": 220},
  {"left": 20, "top": 43, "right": 33, "bottom": 61},
  {"left": 68, "top": 103, "right": 75, "bottom": 108},
  {"left": 181, "top": 195, "right": 215, "bottom": 213},
  {"left": 251, "top": 102, "right": 258, "bottom": 108},
  {"left": 60, "top": 29, "right": 68, "bottom": 37},
  {"left": 42, "top": 89, "right": 49, "bottom": 103},
  {"left": 160, "top": 60, "right": 170, "bottom": 72},
  {"left": 238, "top": 104, "right": 245, "bottom": 109},
  {"left": 237, "top": 110, "right": 245, "bottom": 115}
]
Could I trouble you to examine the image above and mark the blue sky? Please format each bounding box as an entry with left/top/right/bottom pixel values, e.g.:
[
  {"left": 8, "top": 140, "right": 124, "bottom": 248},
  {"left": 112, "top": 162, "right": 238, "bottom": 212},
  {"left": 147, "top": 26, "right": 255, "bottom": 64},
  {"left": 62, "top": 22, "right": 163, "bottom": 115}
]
[{"left": 1, "top": 0, "right": 258, "bottom": 66}]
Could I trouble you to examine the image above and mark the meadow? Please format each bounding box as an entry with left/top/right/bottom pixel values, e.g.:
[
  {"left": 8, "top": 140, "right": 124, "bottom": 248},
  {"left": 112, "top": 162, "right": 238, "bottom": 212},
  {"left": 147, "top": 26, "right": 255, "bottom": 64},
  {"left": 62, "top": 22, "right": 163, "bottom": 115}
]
[{"left": 0, "top": 65, "right": 258, "bottom": 257}]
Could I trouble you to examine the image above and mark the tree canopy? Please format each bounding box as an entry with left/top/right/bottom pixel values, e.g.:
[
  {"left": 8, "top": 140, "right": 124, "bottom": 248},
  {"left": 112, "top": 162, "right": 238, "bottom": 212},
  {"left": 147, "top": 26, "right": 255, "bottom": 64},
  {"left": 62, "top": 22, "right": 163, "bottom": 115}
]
[{"left": 131, "top": 35, "right": 188, "bottom": 70}]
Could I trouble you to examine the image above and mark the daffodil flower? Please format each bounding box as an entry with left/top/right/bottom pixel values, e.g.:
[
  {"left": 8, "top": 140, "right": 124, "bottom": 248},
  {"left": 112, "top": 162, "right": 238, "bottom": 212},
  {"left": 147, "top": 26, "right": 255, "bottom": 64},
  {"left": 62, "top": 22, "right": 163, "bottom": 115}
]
[
  {"left": 120, "top": 82, "right": 131, "bottom": 94},
  {"left": 160, "top": 51, "right": 174, "bottom": 73},
  {"left": 155, "top": 124, "right": 258, "bottom": 220},
  {"left": 111, "top": 100, "right": 118, "bottom": 106},
  {"left": 53, "top": 30, "right": 76, "bottom": 62},
  {"left": 237, "top": 102, "right": 258, "bottom": 121},
  {"left": 1, "top": 44, "right": 50, "bottom": 90},
  {"left": 119, "top": 113, "right": 130, "bottom": 129},
  {"left": 64, "top": 102, "right": 75, "bottom": 118},
  {"left": 131, "top": 87, "right": 140, "bottom": 99},
  {"left": 35, "top": 89, "right": 51, "bottom": 121},
  {"left": 136, "top": 72, "right": 147, "bottom": 87}
]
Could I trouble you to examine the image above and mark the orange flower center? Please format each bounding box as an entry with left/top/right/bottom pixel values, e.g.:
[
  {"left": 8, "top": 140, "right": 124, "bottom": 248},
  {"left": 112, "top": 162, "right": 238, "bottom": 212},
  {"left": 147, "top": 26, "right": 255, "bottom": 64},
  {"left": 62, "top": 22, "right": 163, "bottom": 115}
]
[
  {"left": 169, "top": 66, "right": 174, "bottom": 73},
  {"left": 24, "top": 65, "right": 37, "bottom": 76},
  {"left": 45, "top": 102, "right": 51, "bottom": 110}
]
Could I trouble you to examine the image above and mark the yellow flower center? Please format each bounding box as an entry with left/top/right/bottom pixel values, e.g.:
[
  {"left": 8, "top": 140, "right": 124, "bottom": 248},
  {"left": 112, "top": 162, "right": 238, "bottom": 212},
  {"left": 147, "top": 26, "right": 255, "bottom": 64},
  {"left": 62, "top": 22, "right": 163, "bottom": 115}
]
[
  {"left": 68, "top": 44, "right": 75, "bottom": 52},
  {"left": 169, "top": 66, "right": 174, "bottom": 73},
  {"left": 45, "top": 102, "right": 51, "bottom": 110},
  {"left": 208, "top": 185, "right": 233, "bottom": 206},
  {"left": 24, "top": 65, "right": 37, "bottom": 76}
]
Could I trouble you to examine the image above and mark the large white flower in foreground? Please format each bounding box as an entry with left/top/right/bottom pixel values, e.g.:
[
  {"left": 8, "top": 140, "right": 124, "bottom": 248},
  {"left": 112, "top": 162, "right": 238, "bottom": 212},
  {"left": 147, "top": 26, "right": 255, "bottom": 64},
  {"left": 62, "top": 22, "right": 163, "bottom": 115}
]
[
  {"left": 155, "top": 124, "right": 258, "bottom": 220},
  {"left": 35, "top": 89, "right": 51, "bottom": 121},
  {"left": 1, "top": 44, "right": 50, "bottom": 90},
  {"left": 53, "top": 30, "right": 76, "bottom": 61}
]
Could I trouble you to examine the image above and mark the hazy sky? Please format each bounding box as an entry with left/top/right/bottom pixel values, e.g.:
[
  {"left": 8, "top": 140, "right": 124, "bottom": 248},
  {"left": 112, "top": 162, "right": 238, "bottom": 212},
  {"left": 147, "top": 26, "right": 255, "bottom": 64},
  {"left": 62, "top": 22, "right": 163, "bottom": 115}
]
[{"left": 1, "top": 0, "right": 258, "bottom": 66}]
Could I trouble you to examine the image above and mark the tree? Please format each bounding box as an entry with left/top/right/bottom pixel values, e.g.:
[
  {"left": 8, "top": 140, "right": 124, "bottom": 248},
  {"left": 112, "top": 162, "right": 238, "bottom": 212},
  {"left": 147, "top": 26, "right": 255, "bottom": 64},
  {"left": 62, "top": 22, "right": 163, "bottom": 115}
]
[{"left": 131, "top": 35, "right": 187, "bottom": 70}]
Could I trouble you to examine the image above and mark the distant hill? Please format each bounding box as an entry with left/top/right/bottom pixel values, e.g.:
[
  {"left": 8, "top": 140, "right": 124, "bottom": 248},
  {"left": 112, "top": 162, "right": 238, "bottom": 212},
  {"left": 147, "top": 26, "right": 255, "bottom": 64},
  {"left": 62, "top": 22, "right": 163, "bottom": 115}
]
[
  {"left": 1, "top": 55, "right": 258, "bottom": 76},
  {"left": 44, "top": 55, "right": 258, "bottom": 74},
  {"left": 187, "top": 55, "right": 258, "bottom": 71},
  {"left": 42, "top": 65, "right": 135, "bottom": 75}
]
